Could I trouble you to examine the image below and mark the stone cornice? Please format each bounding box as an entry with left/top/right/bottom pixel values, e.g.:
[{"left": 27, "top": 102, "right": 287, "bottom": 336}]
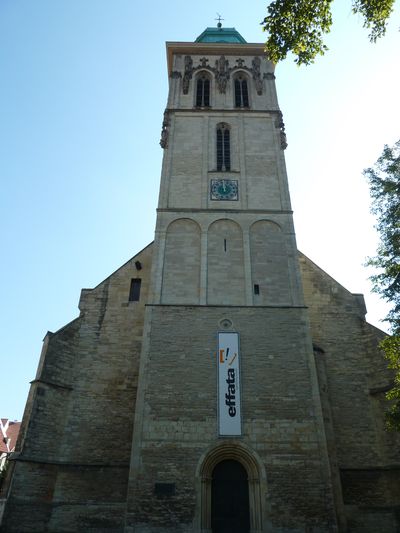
[
  {"left": 9, "top": 452, "right": 129, "bottom": 468},
  {"left": 156, "top": 208, "right": 294, "bottom": 215},
  {"left": 30, "top": 378, "right": 73, "bottom": 391},
  {"left": 146, "top": 304, "right": 307, "bottom": 309},
  {"left": 166, "top": 108, "right": 281, "bottom": 114},
  {"left": 166, "top": 41, "right": 270, "bottom": 76}
]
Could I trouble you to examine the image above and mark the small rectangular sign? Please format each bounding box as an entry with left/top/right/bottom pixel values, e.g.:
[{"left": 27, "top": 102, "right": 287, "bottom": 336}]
[{"left": 218, "top": 332, "right": 241, "bottom": 436}]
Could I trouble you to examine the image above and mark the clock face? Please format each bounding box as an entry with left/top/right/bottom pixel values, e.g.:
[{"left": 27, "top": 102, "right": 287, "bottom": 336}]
[{"left": 210, "top": 179, "right": 238, "bottom": 201}]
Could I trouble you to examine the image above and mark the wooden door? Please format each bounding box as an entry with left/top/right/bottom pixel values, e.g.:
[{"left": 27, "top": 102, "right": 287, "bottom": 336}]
[{"left": 211, "top": 459, "right": 250, "bottom": 533}]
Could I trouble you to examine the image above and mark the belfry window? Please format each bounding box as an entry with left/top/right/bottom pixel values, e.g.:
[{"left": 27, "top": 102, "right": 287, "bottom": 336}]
[
  {"left": 216, "top": 123, "right": 231, "bottom": 172},
  {"left": 196, "top": 73, "right": 210, "bottom": 107},
  {"left": 234, "top": 75, "right": 249, "bottom": 108}
]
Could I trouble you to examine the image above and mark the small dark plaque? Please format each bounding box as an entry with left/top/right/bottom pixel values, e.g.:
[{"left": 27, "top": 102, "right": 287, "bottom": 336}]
[{"left": 154, "top": 482, "right": 176, "bottom": 497}]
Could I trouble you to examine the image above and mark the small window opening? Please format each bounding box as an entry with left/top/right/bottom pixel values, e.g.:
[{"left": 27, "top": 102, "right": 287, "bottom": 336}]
[
  {"left": 224, "top": 239, "right": 227, "bottom": 252},
  {"left": 129, "top": 278, "right": 141, "bottom": 301},
  {"left": 154, "top": 483, "right": 176, "bottom": 498},
  {"left": 254, "top": 284, "right": 260, "bottom": 295}
]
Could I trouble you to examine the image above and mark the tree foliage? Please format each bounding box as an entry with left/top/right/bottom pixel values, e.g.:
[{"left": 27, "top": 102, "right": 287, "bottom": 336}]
[
  {"left": 261, "top": 0, "right": 396, "bottom": 65},
  {"left": 364, "top": 140, "right": 400, "bottom": 430},
  {"left": 383, "top": 336, "right": 400, "bottom": 430}
]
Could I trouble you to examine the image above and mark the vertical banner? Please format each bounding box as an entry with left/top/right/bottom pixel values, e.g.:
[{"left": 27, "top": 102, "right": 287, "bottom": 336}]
[{"left": 218, "top": 332, "right": 241, "bottom": 436}]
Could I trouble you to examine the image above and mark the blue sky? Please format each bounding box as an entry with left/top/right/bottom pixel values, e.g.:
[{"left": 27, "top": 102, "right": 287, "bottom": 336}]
[{"left": 1, "top": 1, "right": 399, "bottom": 420}]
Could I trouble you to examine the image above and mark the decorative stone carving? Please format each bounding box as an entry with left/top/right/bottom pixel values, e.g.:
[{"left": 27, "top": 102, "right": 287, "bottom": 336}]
[
  {"left": 160, "top": 109, "right": 170, "bottom": 149},
  {"left": 251, "top": 56, "right": 261, "bottom": 73},
  {"left": 264, "top": 72, "right": 276, "bottom": 80},
  {"left": 199, "top": 57, "right": 209, "bottom": 67},
  {"left": 171, "top": 71, "right": 182, "bottom": 79},
  {"left": 182, "top": 55, "right": 193, "bottom": 94},
  {"left": 275, "top": 111, "right": 287, "bottom": 150},
  {"left": 280, "top": 130, "right": 287, "bottom": 150},
  {"left": 178, "top": 55, "right": 267, "bottom": 96},
  {"left": 215, "top": 55, "right": 230, "bottom": 93},
  {"left": 251, "top": 56, "right": 263, "bottom": 95}
]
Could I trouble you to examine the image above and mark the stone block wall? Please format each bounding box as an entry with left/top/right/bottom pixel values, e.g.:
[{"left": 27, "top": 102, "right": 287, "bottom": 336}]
[
  {"left": 161, "top": 113, "right": 288, "bottom": 212},
  {"left": 126, "top": 305, "right": 337, "bottom": 531},
  {"left": 1, "top": 245, "right": 152, "bottom": 532},
  {"left": 152, "top": 211, "right": 303, "bottom": 309},
  {"left": 299, "top": 252, "right": 400, "bottom": 530},
  {"left": 2, "top": 245, "right": 399, "bottom": 532}
]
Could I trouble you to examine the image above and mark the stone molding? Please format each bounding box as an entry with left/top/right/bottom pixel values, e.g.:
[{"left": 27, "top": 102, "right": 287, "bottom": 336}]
[
  {"left": 163, "top": 107, "right": 283, "bottom": 115},
  {"left": 30, "top": 378, "right": 73, "bottom": 391},
  {"left": 181, "top": 54, "right": 268, "bottom": 95},
  {"left": 275, "top": 110, "right": 287, "bottom": 150},
  {"left": 195, "top": 440, "right": 267, "bottom": 531},
  {"left": 8, "top": 454, "right": 129, "bottom": 468},
  {"left": 166, "top": 42, "right": 267, "bottom": 76},
  {"left": 159, "top": 109, "right": 170, "bottom": 148}
]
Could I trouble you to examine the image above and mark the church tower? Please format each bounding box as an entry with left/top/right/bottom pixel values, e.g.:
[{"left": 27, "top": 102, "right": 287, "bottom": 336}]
[{"left": 125, "top": 25, "right": 338, "bottom": 531}]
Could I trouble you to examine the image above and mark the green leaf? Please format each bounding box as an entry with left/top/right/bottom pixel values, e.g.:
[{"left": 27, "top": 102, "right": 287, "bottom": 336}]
[
  {"left": 262, "top": 0, "right": 395, "bottom": 65},
  {"left": 366, "top": 142, "right": 400, "bottom": 431}
]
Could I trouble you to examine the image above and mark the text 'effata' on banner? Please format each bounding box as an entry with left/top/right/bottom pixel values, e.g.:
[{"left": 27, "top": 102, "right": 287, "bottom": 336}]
[{"left": 218, "top": 332, "right": 241, "bottom": 436}]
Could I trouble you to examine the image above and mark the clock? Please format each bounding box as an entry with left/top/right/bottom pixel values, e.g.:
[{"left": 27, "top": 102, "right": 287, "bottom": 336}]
[{"left": 210, "top": 179, "right": 238, "bottom": 201}]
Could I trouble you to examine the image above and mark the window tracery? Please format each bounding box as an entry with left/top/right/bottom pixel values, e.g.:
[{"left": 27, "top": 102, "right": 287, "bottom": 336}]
[
  {"left": 234, "top": 74, "right": 249, "bottom": 108},
  {"left": 216, "top": 123, "right": 231, "bottom": 171},
  {"left": 196, "top": 72, "right": 211, "bottom": 107}
]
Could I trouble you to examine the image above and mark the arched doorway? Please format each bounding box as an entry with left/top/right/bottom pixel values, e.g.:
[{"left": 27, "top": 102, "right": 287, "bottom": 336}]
[
  {"left": 211, "top": 459, "right": 250, "bottom": 533},
  {"left": 196, "top": 441, "right": 266, "bottom": 532}
]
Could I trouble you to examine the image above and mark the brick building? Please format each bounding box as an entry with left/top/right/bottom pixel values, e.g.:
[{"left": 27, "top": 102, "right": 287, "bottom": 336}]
[
  {"left": 1, "top": 25, "right": 399, "bottom": 532},
  {"left": 0, "top": 420, "right": 20, "bottom": 473}
]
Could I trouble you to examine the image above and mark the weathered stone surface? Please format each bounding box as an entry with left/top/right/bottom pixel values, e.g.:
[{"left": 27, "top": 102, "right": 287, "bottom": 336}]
[
  {"left": 2, "top": 33, "right": 399, "bottom": 533},
  {"left": 1, "top": 245, "right": 152, "bottom": 532},
  {"left": 2, "top": 244, "right": 399, "bottom": 532}
]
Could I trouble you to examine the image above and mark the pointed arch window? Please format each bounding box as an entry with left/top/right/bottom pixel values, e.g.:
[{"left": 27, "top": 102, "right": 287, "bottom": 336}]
[
  {"left": 234, "top": 75, "right": 249, "bottom": 108},
  {"left": 196, "top": 72, "right": 211, "bottom": 107},
  {"left": 216, "top": 123, "right": 231, "bottom": 172}
]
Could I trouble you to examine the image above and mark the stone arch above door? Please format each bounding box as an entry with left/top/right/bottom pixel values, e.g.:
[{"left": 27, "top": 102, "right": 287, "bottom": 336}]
[{"left": 196, "top": 441, "right": 266, "bottom": 532}]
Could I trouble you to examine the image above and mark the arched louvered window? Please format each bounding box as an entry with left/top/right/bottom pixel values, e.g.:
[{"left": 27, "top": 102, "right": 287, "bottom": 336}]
[
  {"left": 216, "top": 123, "right": 231, "bottom": 172},
  {"left": 196, "top": 73, "right": 210, "bottom": 107},
  {"left": 234, "top": 75, "right": 249, "bottom": 108}
]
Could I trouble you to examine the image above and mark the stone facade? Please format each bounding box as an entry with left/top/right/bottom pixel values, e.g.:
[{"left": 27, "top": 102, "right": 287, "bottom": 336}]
[
  {"left": 1, "top": 27, "right": 399, "bottom": 533},
  {"left": 1, "top": 245, "right": 153, "bottom": 532},
  {"left": 2, "top": 247, "right": 398, "bottom": 532}
]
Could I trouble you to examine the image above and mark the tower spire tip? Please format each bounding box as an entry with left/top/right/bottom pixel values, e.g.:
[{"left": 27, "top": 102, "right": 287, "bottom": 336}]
[{"left": 215, "top": 13, "right": 224, "bottom": 29}]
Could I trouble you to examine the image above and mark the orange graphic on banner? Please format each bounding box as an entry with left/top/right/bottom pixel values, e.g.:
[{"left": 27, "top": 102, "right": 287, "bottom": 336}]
[{"left": 219, "top": 349, "right": 225, "bottom": 363}]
